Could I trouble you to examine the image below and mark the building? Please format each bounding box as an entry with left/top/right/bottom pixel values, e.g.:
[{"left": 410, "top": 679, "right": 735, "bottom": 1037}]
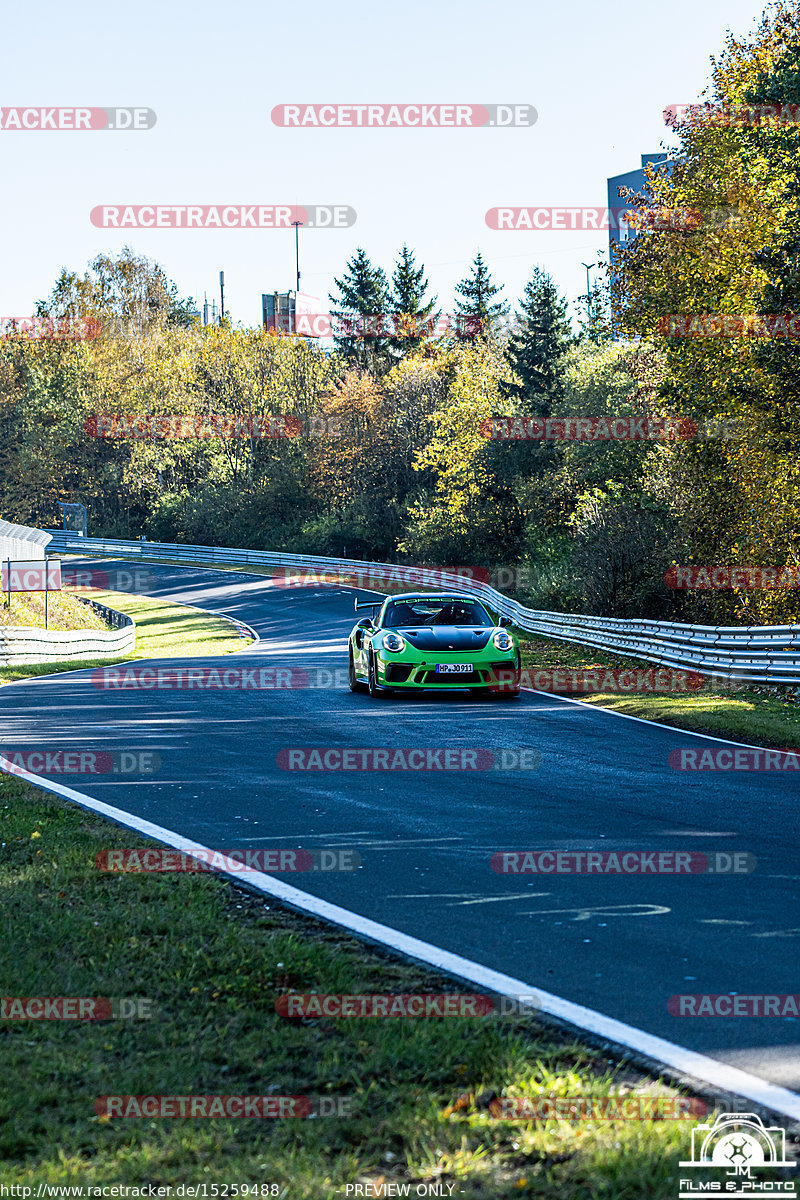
[
  {"left": 607, "top": 154, "right": 671, "bottom": 259},
  {"left": 262, "top": 291, "right": 321, "bottom": 334}
]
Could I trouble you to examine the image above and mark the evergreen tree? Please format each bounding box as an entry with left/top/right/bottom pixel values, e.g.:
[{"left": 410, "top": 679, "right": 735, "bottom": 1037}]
[
  {"left": 505, "top": 266, "right": 572, "bottom": 410},
  {"left": 577, "top": 273, "right": 613, "bottom": 344},
  {"left": 389, "top": 244, "right": 438, "bottom": 356},
  {"left": 453, "top": 251, "right": 508, "bottom": 335},
  {"left": 329, "top": 248, "right": 390, "bottom": 370}
]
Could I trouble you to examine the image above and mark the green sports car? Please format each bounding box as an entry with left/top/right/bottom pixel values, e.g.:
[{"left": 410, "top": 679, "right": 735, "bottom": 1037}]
[{"left": 347, "top": 592, "right": 521, "bottom": 698}]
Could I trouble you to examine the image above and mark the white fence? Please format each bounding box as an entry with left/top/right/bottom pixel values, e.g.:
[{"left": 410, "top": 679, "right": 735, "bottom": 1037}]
[
  {"left": 0, "top": 518, "right": 51, "bottom": 562},
  {"left": 42, "top": 530, "right": 800, "bottom": 685},
  {"left": 0, "top": 596, "right": 135, "bottom": 666}
]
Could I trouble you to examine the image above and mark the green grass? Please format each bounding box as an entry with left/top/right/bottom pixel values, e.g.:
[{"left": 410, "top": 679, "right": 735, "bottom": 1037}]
[
  {"left": 518, "top": 635, "right": 800, "bottom": 749},
  {"left": 0, "top": 589, "right": 252, "bottom": 687},
  {"left": 0, "top": 775, "right": 740, "bottom": 1198},
  {"left": 0, "top": 589, "right": 109, "bottom": 632}
]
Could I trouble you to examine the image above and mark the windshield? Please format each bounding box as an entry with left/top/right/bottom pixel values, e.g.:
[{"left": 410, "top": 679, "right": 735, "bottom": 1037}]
[{"left": 382, "top": 598, "right": 493, "bottom": 628}]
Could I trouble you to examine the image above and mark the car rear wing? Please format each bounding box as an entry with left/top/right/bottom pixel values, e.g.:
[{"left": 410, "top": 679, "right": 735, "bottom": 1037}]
[{"left": 354, "top": 599, "right": 382, "bottom": 612}]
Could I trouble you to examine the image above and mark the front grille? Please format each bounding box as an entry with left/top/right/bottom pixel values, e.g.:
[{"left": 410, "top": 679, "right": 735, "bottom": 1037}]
[
  {"left": 386, "top": 664, "right": 412, "bottom": 683},
  {"left": 490, "top": 662, "right": 519, "bottom": 682}
]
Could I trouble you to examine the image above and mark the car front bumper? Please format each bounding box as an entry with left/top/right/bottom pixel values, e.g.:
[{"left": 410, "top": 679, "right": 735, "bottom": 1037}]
[{"left": 376, "top": 653, "right": 520, "bottom": 690}]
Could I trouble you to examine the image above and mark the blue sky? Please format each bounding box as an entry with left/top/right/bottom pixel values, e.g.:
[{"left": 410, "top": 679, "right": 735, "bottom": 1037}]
[{"left": 0, "top": 0, "right": 769, "bottom": 330}]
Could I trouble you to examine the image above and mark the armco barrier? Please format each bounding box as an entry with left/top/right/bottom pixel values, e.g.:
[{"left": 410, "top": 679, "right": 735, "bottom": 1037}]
[
  {"left": 0, "top": 595, "right": 135, "bottom": 666},
  {"left": 0, "top": 518, "right": 51, "bottom": 562},
  {"left": 44, "top": 530, "right": 800, "bottom": 685}
]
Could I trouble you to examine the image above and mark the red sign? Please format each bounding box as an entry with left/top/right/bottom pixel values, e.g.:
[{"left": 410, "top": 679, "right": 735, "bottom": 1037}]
[{"left": 1, "top": 560, "right": 62, "bottom": 592}]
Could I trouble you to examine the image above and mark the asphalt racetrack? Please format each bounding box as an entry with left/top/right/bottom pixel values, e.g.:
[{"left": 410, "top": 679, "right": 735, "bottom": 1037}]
[{"left": 3, "top": 560, "right": 798, "bottom": 1096}]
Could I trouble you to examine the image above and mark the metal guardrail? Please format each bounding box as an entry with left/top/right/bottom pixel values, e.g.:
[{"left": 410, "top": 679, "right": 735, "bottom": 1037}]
[
  {"left": 0, "top": 518, "right": 51, "bottom": 562},
  {"left": 43, "top": 530, "right": 800, "bottom": 685},
  {"left": 0, "top": 593, "right": 135, "bottom": 666}
]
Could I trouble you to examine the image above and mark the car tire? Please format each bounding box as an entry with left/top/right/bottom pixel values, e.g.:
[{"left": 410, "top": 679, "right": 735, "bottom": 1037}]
[
  {"left": 349, "top": 649, "right": 364, "bottom": 693},
  {"left": 368, "top": 652, "right": 387, "bottom": 698}
]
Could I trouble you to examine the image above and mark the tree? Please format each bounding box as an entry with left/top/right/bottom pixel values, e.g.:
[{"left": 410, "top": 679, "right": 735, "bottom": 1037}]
[
  {"left": 329, "top": 248, "right": 390, "bottom": 371},
  {"left": 37, "top": 247, "right": 195, "bottom": 341},
  {"left": 611, "top": 0, "right": 800, "bottom": 623},
  {"left": 505, "top": 266, "right": 572, "bottom": 412},
  {"left": 578, "top": 272, "right": 614, "bottom": 344},
  {"left": 568, "top": 484, "right": 686, "bottom": 618},
  {"left": 453, "top": 252, "right": 508, "bottom": 334},
  {"left": 388, "top": 245, "right": 438, "bottom": 357},
  {"left": 399, "top": 340, "right": 523, "bottom": 562}
]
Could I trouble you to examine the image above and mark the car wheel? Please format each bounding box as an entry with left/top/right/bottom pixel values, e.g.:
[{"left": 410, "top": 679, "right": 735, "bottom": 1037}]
[
  {"left": 349, "top": 649, "right": 363, "bottom": 693},
  {"left": 368, "top": 653, "right": 385, "bottom": 697}
]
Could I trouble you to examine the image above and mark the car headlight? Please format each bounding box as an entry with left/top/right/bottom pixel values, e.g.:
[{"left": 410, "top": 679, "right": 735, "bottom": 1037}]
[
  {"left": 492, "top": 630, "right": 514, "bottom": 651},
  {"left": 383, "top": 632, "right": 406, "bottom": 653}
]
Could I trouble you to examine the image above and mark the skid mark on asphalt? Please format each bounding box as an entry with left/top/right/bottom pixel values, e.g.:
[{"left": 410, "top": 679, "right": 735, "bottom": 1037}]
[{"left": 387, "top": 893, "right": 671, "bottom": 920}]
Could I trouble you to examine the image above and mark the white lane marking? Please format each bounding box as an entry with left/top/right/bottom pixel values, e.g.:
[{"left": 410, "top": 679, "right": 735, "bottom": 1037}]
[
  {"left": 523, "top": 684, "right": 800, "bottom": 751},
  {"left": 2, "top": 753, "right": 799, "bottom": 1122}
]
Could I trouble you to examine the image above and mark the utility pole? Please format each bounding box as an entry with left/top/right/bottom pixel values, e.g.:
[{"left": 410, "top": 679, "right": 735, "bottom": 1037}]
[
  {"left": 291, "top": 221, "right": 302, "bottom": 332},
  {"left": 219, "top": 271, "right": 225, "bottom": 321},
  {"left": 581, "top": 262, "right": 594, "bottom": 336}
]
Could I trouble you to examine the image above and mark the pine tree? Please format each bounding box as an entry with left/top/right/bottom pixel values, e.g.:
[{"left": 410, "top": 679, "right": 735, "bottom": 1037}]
[
  {"left": 505, "top": 266, "right": 572, "bottom": 410},
  {"left": 577, "top": 273, "right": 613, "bottom": 344},
  {"left": 389, "top": 244, "right": 438, "bottom": 355},
  {"left": 453, "top": 252, "right": 508, "bottom": 335},
  {"left": 329, "top": 248, "right": 390, "bottom": 369}
]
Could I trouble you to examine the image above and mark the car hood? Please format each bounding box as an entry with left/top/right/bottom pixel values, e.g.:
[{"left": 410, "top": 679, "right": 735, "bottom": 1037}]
[{"left": 391, "top": 625, "right": 493, "bottom": 651}]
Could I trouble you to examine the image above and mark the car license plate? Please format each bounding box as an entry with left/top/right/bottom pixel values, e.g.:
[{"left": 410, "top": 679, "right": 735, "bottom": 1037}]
[{"left": 435, "top": 663, "right": 471, "bottom": 674}]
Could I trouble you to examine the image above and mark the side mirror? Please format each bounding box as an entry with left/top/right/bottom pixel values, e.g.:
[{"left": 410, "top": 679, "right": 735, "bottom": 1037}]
[{"left": 499, "top": 616, "right": 512, "bottom": 628}]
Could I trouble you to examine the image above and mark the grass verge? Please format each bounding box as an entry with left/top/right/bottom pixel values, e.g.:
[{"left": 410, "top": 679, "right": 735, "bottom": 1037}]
[
  {"left": 0, "top": 589, "right": 252, "bottom": 687},
  {"left": 1, "top": 590, "right": 109, "bottom": 632},
  {"left": 518, "top": 635, "right": 800, "bottom": 750},
  {"left": 0, "top": 773, "right": 757, "bottom": 1198}
]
